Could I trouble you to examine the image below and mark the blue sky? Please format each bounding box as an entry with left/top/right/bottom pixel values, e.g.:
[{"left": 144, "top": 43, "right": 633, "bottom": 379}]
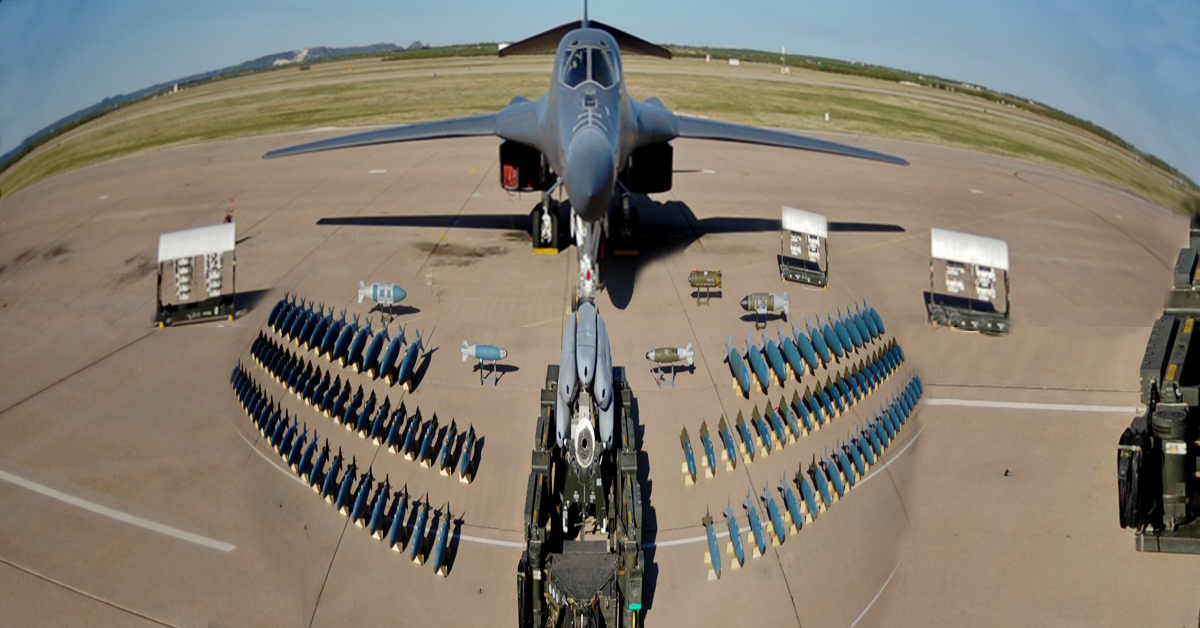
[{"left": 1, "top": 0, "right": 1197, "bottom": 182}]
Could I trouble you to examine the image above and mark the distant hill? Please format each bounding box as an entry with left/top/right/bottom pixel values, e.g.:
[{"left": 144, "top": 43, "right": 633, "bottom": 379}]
[{"left": 0, "top": 43, "right": 399, "bottom": 173}]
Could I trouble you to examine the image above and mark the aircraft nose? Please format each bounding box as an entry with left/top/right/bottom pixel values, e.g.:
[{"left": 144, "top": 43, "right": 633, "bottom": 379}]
[{"left": 565, "top": 127, "right": 615, "bottom": 223}]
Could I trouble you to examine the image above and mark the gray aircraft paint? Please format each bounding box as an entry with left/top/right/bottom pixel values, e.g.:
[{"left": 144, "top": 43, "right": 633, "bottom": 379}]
[{"left": 264, "top": 20, "right": 905, "bottom": 303}]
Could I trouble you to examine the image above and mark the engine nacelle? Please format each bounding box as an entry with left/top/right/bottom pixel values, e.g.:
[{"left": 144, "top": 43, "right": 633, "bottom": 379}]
[
  {"left": 619, "top": 142, "right": 672, "bottom": 194},
  {"left": 500, "top": 140, "right": 557, "bottom": 192}
]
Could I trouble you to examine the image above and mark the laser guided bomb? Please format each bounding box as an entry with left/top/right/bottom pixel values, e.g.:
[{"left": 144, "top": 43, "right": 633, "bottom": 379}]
[{"left": 518, "top": 301, "right": 644, "bottom": 628}]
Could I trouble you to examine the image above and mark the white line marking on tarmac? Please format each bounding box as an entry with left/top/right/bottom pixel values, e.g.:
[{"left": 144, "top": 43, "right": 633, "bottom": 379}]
[
  {"left": 970, "top": 188, "right": 983, "bottom": 194},
  {"left": 851, "top": 560, "right": 901, "bottom": 627},
  {"left": 458, "top": 534, "right": 524, "bottom": 548},
  {"left": 648, "top": 425, "right": 926, "bottom": 549},
  {"left": 0, "top": 469, "right": 235, "bottom": 553},
  {"left": 230, "top": 420, "right": 311, "bottom": 488},
  {"left": 925, "top": 398, "right": 1137, "bottom": 413},
  {"left": 368, "top": 169, "right": 387, "bottom": 174}
]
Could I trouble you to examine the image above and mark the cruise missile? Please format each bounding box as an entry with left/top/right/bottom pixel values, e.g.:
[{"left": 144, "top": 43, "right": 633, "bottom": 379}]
[
  {"left": 358, "top": 280, "right": 406, "bottom": 306},
  {"left": 645, "top": 344, "right": 693, "bottom": 367},
  {"left": 735, "top": 410, "right": 756, "bottom": 462},
  {"left": 762, "top": 332, "right": 789, "bottom": 386},
  {"left": 761, "top": 487, "right": 787, "bottom": 545},
  {"left": 411, "top": 496, "right": 430, "bottom": 563},
  {"left": 723, "top": 501, "right": 745, "bottom": 568},
  {"left": 345, "top": 317, "right": 374, "bottom": 372},
  {"left": 432, "top": 504, "right": 453, "bottom": 576},
  {"left": 724, "top": 335, "right": 751, "bottom": 398},
  {"left": 462, "top": 341, "right": 508, "bottom": 362},
  {"left": 743, "top": 490, "right": 767, "bottom": 556},
  {"left": 740, "top": 292, "right": 789, "bottom": 319},
  {"left": 459, "top": 425, "right": 476, "bottom": 481},
  {"left": 718, "top": 416, "right": 738, "bottom": 470},
  {"left": 388, "top": 486, "right": 410, "bottom": 550},
  {"left": 703, "top": 508, "right": 722, "bottom": 579},
  {"left": 779, "top": 479, "right": 804, "bottom": 533},
  {"left": 745, "top": 333, "right": 772, "bottom": 393},
  {"left": 680, "top": 427, "right": 697, "bottom": 484},
  {"left": 699, "top": 421, "right": 717, "bottom": 476}
]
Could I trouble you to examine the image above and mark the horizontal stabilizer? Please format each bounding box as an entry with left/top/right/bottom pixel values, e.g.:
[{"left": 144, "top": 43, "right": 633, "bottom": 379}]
[{"left": 499, "top": 20, "right": 672, "bottom": 59}]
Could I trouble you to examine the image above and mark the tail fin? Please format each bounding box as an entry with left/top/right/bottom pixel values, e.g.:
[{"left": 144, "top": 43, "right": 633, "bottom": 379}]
[
  {"left": 685, "top": 343, "right": 694, "bottom": 367},
  {"left": 782, "top": 292, "right": 790, "bottom": 318},
  {"left": 461, "top": 340, "right": 470, "bottom": 362}
]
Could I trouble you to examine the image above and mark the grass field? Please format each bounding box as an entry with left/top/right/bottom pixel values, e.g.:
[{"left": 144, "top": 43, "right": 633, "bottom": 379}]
[{"left": 1, "top": 55, "right": 1194, "bottom": 212}]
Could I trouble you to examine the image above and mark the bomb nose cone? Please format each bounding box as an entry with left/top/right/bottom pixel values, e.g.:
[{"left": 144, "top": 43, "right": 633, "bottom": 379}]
[
  {"left": 564, "top": 127, "right": 615, "bottom": 222},
  {"left": 739, "top": 296, "right": 749, "bottom": 310}
]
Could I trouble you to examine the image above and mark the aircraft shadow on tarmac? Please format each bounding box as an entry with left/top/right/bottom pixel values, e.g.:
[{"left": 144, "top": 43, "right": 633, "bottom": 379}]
[{"left": 316, "top": 199, "right": 903, "bottom": 310}]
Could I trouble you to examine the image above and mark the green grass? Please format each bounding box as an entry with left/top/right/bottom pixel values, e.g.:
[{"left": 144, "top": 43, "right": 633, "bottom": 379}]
[{"left": 1, "top": 56, "right": 1193, "bottom": 213}]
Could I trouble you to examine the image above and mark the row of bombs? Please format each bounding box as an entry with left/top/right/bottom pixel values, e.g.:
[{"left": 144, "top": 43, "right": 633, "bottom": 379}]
[
  {"left": 702, "top": 373, "right": 924, "bottom": 579},
  {"left": 266, "top": 297, "right": 425, "bottom": 390},
  {"left": 249, "top": 334, "right": 478, "bottom": 481},
  {"left": 231, "top": 365, "right": 457, "bottom": 575},
  {"left": 684, "top": 341, "right": 907, "bottom": 480},
  {"left": 727, "top": 304, "right": 891, "bottom": 398}
]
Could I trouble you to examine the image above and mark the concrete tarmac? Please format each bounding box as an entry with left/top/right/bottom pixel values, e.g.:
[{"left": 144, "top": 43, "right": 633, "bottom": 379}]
[{"left": 0, "top": 126, "right": 1193, "bottom": 626}]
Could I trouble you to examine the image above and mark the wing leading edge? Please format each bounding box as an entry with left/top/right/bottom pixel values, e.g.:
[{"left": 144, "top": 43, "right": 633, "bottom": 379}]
[
  {"left": 262, "top": 113, "right": 500, "bottom": 160},
  {"left": 674, "top": 115, "right": 909, "bottom": 167}
]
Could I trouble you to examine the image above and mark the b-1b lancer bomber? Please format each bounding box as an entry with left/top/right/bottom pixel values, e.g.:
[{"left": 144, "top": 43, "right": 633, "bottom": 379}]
[{"left": 263, "top": 5, "right": 906, "bottom": 303}]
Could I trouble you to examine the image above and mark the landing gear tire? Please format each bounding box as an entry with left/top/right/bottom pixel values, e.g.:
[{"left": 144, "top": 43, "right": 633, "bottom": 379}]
[{"left": 531, "top": 202, "right": 559, "bottom": 252}]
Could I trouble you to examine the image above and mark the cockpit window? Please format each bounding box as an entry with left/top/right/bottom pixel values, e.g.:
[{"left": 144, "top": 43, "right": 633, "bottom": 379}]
[
  {"left": 592, "top": 48, "right": 617, "bottom": 88},
  {"left": 561, "top": 46, "right": 621, "bottom": 89},
  {"left": 563, "top": 48, "right": 589, "bottom": 88}
]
